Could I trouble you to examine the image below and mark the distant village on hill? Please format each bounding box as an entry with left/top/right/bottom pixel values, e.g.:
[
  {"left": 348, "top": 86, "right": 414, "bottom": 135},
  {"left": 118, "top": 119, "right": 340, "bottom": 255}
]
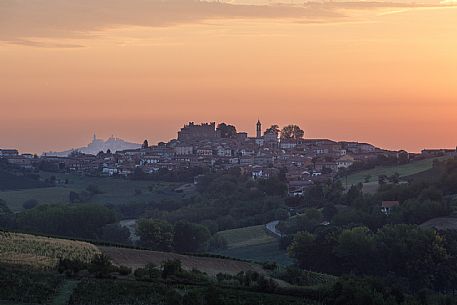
[
  {"left": 1, "top": 120, "right": 456, "bottom": 196},
  {"left": 43, "top": 135, "right": 141, "bottom": 157}
]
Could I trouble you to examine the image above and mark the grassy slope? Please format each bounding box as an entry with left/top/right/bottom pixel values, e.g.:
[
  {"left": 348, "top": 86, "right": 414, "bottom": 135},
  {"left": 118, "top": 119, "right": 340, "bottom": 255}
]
[
  {"left": 0, "top": 172, "right": 188, "bottom": 212},
  {"left": 212, "top": 226, "right": 292, "bottom": 266},
  {"left": 343, "top": 157, "right": 447, "bottom": 190}
]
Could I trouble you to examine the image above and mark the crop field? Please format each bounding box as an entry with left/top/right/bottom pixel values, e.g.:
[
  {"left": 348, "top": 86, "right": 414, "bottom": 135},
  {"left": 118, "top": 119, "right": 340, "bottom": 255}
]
[
  {"left": 0, "top": 232, "right": 100, "bottom": 268},
  {"left": 212, "top": 225, "right": 292, "bottom": 266},
  {"left": 343, "top": 157, "right": 447, "bottom": 188},
  {"left": 100, "top": 246, "right": 264, "bottom": 277},
  {"left": 0, "top": 172, "right": 189, "bottom": 212}
]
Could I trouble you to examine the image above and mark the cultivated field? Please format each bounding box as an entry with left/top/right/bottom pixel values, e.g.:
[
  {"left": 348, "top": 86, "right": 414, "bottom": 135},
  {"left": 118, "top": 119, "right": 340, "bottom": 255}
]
[
  {"left": 0, "top": 231, "right": 100, "bottom": 268},
  {"left": 212, "top": 225, "right": 292, "bottom": 266},
  {"left": 100, "top": 246, "right": 264, "bottom": 276},
  {"left": 343, "top": 157, "right": 447, "bottom": 188},
  {"left": 0, "top": 172, "right": 189, "bottom": 212}
]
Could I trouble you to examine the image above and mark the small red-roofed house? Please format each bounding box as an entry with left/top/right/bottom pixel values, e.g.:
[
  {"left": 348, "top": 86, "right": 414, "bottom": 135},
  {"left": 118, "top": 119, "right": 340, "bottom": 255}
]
[{"left": 381, "top": 201, "right": 400, "bottom": 215}]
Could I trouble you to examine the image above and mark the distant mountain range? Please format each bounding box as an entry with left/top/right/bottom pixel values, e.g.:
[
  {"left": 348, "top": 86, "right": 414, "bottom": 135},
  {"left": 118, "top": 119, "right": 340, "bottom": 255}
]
[{"left": 43, "top": 135, "right": 141, "bottom": 157}]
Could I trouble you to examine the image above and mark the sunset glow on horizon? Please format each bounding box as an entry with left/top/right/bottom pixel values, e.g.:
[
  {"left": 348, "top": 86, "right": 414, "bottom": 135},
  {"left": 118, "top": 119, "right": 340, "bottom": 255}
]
[{"left": 1, "top": 1, "right": 457, "bottom": 153}]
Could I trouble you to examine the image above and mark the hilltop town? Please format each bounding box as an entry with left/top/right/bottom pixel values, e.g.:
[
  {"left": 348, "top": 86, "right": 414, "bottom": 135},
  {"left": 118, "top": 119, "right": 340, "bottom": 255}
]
[
  {"left": 3, "top": 122, "right": 457, "bottom": 305},
  {"left": 2, "top": 120, "right": 455, "bottom": 195}
]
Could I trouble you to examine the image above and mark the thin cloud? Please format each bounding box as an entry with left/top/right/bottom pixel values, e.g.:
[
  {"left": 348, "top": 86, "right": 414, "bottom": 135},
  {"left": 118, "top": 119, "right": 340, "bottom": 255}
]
[
  {"left": 0, "top": 0, "right": 450, "bottom": 47},
  {"left": 4, "top": 38, "right": 85, "bottom": 48}
]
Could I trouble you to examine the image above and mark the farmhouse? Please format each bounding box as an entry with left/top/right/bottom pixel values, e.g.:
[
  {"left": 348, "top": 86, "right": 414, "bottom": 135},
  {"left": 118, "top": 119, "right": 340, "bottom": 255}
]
[{"left": 381, "top": 201, "right": 400, "bottom": 215}]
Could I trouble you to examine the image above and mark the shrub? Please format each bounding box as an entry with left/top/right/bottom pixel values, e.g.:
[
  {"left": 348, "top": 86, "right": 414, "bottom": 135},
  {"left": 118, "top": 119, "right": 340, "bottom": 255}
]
[
  {"left": 161, "top": 259, "right": 182, "bottom": 279},
  {"left": 117, "top": 265, "right": 132, "bottom": 276},
  {"left": 134, "top": 263, "right": 161, "bottom": 281},
  {"left": 87, "top": 184, "right": 103, "bottom": 195},
  {"left": 88, "top": 254, "right": 114, "bottom": 278},
  {"left": 22, "top": 199, "right": 39, "bottom": 210},
  {"left": 58, "top": 258, "right": 87, "bottom": 275}
]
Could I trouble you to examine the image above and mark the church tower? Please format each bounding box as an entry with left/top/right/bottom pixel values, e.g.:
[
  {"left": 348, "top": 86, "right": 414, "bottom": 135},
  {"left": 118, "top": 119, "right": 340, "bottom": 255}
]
[{"left": 256, "top": 120, "right": 262, "bottom": 138}]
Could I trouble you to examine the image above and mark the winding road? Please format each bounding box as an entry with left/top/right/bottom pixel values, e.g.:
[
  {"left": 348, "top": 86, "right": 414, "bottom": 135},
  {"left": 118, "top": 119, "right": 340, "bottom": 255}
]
[{"left": 265, "top": 220, "right": 282, "bottom": 237}]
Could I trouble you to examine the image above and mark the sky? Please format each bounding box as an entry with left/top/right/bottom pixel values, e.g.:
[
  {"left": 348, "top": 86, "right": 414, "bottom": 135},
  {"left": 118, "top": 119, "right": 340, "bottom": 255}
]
[{"left": 1, "top": 0, "right": 456, "bottom": 154}]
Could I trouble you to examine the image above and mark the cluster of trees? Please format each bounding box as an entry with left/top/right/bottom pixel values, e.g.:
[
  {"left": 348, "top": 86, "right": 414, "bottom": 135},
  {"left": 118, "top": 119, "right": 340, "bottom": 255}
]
[
  {"left": 277, "top": 209, "right": 324, "bottom": 235},
  {"left": 283, "top": 177, "right": 451, "bottom": 232},
  {"left": 215, "top": 122, "right": 305, "bottom": 140},
  {"left": 0, "top": 264, "right": 63, "bottom": 304},
  {"left": 134, "top": 259, "right": 208, "bottom": 284},
  {"left": 0, "top": 204, "right": 116, "bottom": 239},
  {"left": 98, "top": 223, "right": 131, "bottom": 244},
  {"left": 69, "top": 184, "right": 104, "bottom": 203},
  {"left": 127, "top": 171, "right": 289, "bottom": 252},
  {"left": 264, "top": 124, "right": 304, "bottom": 140},
  {"left": 0, "top": 199, "right": 11, "bottom": 216},
  {"left": 136, "top": 219, "right": 212, "bottom": 253},
  {"left": 0, "top": 168, "right": 289, "bottom": 245},
  {"left": 288, "top": 224, "right": 457, "bottom": 292},
  {"left": 434, "top": 157, "right": 457, "bottom": 194},
  {"left": 215, "top": 271, "right": 278, "bottom": 292},
  {"left": 279, "top": 158, "right": 457, "bottom": 296},
  {"left": 322, "top": 276, "right": 457, "bottom": 305},
  {"left": 118, "top": 169, "right": 289, "bottom": 233},
  {"left": 171, "top": 171, "right": 287, "bottom": 230}
]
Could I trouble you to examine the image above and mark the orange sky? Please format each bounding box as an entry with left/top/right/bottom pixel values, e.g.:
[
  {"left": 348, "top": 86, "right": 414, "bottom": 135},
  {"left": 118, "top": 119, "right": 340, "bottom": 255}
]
[{"left": 1, "top": 1, "right": 456, "bottom": 153}]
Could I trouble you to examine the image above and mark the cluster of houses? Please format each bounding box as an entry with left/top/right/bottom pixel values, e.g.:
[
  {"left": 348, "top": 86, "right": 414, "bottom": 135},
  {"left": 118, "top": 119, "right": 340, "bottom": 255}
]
[
  {"left": 0, "top": 149, "right": 35, "bottom": 169},
  {"left": 3, "top": 121, "right": 455, "bottom": 196}
]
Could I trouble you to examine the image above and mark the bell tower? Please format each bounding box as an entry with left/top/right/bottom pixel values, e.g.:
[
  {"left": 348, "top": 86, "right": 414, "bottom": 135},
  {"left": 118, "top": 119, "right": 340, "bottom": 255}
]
[{"left": 256, "top": 119, "right": 262, "bottom": 138}]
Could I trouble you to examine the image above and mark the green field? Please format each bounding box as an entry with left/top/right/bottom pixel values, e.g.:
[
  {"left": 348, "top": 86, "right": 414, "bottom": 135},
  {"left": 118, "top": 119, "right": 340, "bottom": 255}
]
[
  {"left": 343, "top": 157, "right": 446, "bottom": 188},
  {"left": 212, "top": 225, "right": 292, "bottom": 266},
  {"left": 0, "top": 172, "right": 190, "bottom": 212}
]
